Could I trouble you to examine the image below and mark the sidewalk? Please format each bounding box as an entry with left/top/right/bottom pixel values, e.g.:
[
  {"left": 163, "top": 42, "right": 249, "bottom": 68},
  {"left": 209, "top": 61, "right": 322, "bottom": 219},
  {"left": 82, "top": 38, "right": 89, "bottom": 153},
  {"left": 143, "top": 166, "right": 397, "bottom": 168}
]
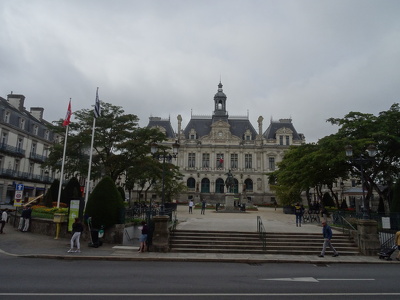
[{"left": 0, "top": 205, "right": 396, "bottom": 264}]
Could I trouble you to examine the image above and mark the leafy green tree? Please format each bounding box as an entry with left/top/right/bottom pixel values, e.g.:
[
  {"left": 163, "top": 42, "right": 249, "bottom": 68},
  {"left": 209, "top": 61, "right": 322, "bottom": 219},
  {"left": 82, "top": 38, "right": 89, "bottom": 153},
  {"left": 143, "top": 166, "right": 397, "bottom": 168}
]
[
  {"left": 152, "top": 163, "right": 187, "bottom": 203},
  {"left": 85, "top": 176, "right": 124, "bottom": 228},
  {"left": 44, "top": 102, "right": 141, "bottom": 182},
  {"left": 328, "top": 103, "right": 400, "bottom": 214}
]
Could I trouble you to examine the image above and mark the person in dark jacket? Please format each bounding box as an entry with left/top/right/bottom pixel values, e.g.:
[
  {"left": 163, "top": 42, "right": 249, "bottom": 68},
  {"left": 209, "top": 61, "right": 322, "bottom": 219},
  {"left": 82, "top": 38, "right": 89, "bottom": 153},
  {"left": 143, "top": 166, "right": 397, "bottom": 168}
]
[
  {"left": 68, "top": 218, "right": 84, "bottom": 253},
  {"left": 318, "top": 221, "right": 339, "bottom": 257},
  {"left": 138, "top": 221, "right": 149, "bottom": 253},
  {"left": 22, "top": 205, "right": 32, "bottom": 232},
  {"left": 294, "top": 203, "right": 304, "bottom": 227}
]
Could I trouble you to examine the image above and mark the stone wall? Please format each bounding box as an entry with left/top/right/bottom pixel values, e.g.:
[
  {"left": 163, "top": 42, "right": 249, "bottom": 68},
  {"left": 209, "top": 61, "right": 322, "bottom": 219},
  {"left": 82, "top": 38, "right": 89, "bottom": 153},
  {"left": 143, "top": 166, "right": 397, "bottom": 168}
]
[{"left": 9, "top": 215, "right": 126, "bottom": 244}]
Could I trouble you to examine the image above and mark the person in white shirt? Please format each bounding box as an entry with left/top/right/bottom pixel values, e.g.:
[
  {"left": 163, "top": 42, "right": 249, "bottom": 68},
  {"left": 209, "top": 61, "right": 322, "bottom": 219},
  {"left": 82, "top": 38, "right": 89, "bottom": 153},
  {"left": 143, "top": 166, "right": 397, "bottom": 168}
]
[
  {"left": 1, "top": 209, "right": 8, "bottom": 234},
  {"left": 188, "top": 200, "right": 194, "bottom": 214}
]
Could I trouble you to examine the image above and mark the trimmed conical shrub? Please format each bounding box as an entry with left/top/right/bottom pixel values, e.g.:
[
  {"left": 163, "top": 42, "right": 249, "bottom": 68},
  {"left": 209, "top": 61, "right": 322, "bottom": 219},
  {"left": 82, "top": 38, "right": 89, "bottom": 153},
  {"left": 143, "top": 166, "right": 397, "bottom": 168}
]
[{"left": 85, "top": 176, "right": 124, "bottom": 228}]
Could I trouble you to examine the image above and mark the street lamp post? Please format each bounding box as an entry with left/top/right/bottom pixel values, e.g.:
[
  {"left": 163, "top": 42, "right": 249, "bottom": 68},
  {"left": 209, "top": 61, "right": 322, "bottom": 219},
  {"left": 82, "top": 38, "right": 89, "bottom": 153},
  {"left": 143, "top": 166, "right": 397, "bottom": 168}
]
[
  {"left": 43, "top": 169, "right": 49, "bottom": 198},
  {"left": 345, "top": 144, "right": 377, "bottom": 219},
  {"left": 150, "top": 141, "right": 180, "bottom": 214}
]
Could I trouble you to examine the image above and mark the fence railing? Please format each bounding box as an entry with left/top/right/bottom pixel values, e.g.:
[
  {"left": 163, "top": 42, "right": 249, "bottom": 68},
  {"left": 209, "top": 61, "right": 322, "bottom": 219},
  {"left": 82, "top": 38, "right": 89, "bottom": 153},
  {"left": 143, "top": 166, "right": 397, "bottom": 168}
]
[{"left": 257, "top": 216, "right": 266, "bottom": 251}]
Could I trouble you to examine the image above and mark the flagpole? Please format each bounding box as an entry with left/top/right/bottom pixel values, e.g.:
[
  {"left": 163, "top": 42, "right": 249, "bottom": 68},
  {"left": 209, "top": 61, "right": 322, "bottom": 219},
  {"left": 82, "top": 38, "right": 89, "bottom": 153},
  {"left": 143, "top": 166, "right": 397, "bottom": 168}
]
[
  {"left": 56, "top": 124, "right": 69, "bottom": 208},
  {"left": 84, "top": 117, "right": 96, "bottom": 208},
  {"left": 84, "top": 87, "right": 100, "bottom": 208}
]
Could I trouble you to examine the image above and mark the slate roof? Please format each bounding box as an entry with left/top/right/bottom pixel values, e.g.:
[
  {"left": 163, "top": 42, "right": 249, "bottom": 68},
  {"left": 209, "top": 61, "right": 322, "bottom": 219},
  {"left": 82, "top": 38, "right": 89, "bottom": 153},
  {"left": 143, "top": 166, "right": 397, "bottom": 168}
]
[
  {"left": 183, "top": 117, "right": 257, "bottom": 139},
  {"left": 147, "top": 116, "right": 176, "bottom": 139},
  {"left": 263, "top": 118, "right": 304, "bottom": 141}
]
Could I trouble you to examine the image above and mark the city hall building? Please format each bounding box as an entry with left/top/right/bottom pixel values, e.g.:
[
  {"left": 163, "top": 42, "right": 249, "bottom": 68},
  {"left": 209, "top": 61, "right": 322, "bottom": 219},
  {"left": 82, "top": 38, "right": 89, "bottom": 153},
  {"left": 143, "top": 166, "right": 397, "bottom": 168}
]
[{"left": 147, "top": 82, "right": 306, "bottom": 205}]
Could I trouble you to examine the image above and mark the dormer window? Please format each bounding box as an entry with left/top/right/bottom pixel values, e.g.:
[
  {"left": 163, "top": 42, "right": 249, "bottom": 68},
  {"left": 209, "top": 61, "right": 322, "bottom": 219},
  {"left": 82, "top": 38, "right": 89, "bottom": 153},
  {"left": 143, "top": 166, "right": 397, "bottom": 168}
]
[
  {"left": 3, "top": 111, "right": 10, "bottom": 123},
  {"left": 244, "top": 129, "right": 252, "bottom": 141},
  {"left": 44, "top": 130, "right": 49, "bottom": 140},
  {"left": 20, "top": 118, "right": 25, "bottom": 130},
  {"left": 189, "top": 129, "right": 197, "bottom": 140},
  {"left": 33, "top": 125, "right": 39, "bottom": 135}
]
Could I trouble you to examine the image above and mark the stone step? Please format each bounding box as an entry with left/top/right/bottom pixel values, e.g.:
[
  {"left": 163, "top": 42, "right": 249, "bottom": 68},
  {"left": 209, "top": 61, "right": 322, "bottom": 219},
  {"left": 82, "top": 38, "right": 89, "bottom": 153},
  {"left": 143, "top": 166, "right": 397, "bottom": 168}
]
[
  {"left": 169, "top": 229, "right": 360, "bottom": 256},
  {"left": 169, "top": 248, "right": 360, "bottom": 255}
]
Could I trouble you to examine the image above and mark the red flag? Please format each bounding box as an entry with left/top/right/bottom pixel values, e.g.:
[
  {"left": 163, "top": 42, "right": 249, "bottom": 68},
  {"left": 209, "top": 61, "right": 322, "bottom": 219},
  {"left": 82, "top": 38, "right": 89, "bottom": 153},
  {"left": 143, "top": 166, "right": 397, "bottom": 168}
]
[{"left": 62, "top": 99, "right": 72, "bottom": 126}]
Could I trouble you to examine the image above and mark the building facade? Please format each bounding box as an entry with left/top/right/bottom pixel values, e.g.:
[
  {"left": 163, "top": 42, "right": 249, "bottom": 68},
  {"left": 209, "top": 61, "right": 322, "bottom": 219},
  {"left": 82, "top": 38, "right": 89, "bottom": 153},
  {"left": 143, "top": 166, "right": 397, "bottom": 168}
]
[
  {"left": 147, "top": 82, "right": 305, "bottom": 205},
  {"left": 0, "top": 93, "right": 57, "bottom": 205}
]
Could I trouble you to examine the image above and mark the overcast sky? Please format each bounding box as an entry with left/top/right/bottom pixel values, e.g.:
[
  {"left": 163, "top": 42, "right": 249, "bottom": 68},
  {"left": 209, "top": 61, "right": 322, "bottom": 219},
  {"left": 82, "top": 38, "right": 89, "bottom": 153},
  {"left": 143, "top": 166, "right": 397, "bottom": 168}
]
[{"left": 1, "top": 0, "right": 399, "bottom": 143}]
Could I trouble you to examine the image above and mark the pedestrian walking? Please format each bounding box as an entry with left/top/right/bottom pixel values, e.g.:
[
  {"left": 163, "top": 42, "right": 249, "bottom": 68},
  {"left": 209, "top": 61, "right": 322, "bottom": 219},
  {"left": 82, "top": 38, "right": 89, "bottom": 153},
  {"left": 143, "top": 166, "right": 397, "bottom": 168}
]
[
  {"left": 1, "top": 209, "right": 8, "bottom": 234},
  {"left": 138, "top": 221, "right": 148, "bottom": 253},
  {"left": 294, "top": 202, "right": 303, "bottom": 227},
  {"left": 395, "top": 230, "right": 400, "bottom": 261},
  {"left": 68, "top": 218, "right": 83, "bottom": 253},
  {"left": 188, "top": 199, "right": 194, "bottom": 214},
  {"left": 201, "top": 200, "right": 206, "bottom": 215},
  {"left": 318, "top": 221, "right": 339, "bottom": 257}
]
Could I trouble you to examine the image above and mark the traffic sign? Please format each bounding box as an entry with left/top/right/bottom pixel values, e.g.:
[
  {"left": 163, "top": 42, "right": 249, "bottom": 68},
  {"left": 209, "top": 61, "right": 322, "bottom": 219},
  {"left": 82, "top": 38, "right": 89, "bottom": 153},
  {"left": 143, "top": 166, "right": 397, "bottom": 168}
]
[
  {"left": 15, "top": 190, "right": 23, "bottom": 199},
  {"left": 16, "top": 184, "right": 24, "bottom": 191}
]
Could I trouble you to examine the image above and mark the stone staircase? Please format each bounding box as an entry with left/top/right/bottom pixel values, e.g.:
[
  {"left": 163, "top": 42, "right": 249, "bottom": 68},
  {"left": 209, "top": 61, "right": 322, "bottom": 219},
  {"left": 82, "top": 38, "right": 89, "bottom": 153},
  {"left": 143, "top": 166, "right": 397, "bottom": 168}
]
[{"left": 169, "top": 230, "right": 361, "bottom": 256}]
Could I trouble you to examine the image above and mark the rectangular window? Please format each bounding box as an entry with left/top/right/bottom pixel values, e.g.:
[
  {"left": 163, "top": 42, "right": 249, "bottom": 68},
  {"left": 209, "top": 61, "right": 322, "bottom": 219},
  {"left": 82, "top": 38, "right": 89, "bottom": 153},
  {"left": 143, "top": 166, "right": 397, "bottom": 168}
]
[
  {"left": 279, "top": 136, "right": 283, "bottom": 145},
  {"left": 286, "top": 135, "right": 290, "bottom": 145},
  {"left": 230, "top": 154, "right": 238, "bottom": 169},
  {"left": 43, "top": 147, "right": 49, "bottom": 158},
  {"left": 17, "top": 137, "right": 23, "bottom": 150},
  {"left": 245, "top": 154, "right": 252, "bottom": 169},
  {"left": 217, "top": 153, "right": 224, "bottom": 168},
  {"left": 14, "top": 159, "right": 20, "bottom": 172},
  {"left": 269, "top": 157, "right": 275, "bottom": 171},
  {"left": 188, "top": 153, "right": 196, "bottom": 168},
  {"left": 31, "top": 142, "right": 37, "bottom": 155},
  {"left": 33, "top": 125, "right": 39, "bottom": 135},
  {"left": 29, "top": 163, "right": 34, "bottom": 176},
  {"left": 1, "top": 132, "right": 8, "bottom": 145},
  {"left": 202, "top": 153, "right": 209, "bottom": 168}
]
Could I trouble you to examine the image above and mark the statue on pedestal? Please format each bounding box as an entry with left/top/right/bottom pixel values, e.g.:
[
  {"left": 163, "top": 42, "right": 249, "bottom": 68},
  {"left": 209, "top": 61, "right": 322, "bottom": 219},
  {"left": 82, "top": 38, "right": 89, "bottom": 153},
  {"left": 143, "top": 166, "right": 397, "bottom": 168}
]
[{"left": 225, "top": 169, "right": 235, "bottom": 193}]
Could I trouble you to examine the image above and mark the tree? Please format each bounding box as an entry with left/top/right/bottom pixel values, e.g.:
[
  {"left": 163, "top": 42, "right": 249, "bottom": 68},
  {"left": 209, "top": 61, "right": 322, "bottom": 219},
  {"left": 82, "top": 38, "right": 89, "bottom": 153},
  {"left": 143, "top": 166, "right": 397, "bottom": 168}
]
[
  {"left": 44, "top": 102, "right": 141, "bottom": 182},
  {"left": 61, "top": 177, "right": 82, "bottom": 205},
  {"left": 84, "top": 176, "right": 124, "bottom": 228},
  {"left": 152, "top": 162, "right": 187, "bottom": 203},
  {"left": 328, "top": 103, "right": 400, "bottom": 214}
]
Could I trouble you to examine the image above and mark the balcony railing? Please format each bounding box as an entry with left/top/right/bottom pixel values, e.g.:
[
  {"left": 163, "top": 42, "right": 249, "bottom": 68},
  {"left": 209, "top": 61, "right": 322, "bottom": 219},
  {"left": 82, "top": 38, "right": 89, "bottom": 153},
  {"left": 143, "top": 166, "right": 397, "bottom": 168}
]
[
  {"left": 0, "top": 143, "right": 25, "bottom": 157},
  {"left": 0, "top": 168, "right": 52, "bottom": 183}
]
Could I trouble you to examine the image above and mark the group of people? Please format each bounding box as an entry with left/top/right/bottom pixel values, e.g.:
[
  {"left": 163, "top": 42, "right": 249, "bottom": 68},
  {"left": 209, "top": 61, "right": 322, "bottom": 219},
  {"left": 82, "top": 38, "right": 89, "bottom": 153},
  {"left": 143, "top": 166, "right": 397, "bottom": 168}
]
[
  {"left": 188, "top": 199, "right": 207, "bottom": 214},
  {"left": 18, "top": 205, "right": 32, "bottom": 232}
]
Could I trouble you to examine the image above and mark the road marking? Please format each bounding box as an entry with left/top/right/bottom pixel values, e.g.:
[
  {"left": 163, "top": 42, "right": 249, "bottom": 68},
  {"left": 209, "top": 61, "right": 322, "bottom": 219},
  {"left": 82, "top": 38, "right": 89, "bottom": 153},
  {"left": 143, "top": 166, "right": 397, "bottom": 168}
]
[
  {"left": 260, "top": 277, "right": 375, "bottom": 282},
  {"left": 0, "top": 292, "right": 398, "bottom": 297}
]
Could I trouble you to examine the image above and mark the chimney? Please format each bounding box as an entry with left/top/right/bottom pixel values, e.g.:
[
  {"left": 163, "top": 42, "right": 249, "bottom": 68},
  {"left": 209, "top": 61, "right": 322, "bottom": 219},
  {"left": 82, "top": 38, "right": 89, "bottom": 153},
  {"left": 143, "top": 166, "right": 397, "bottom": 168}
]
[
  {"left": 30, "top": 107, "right": 44, "bottom": 121},
  {"left": 7, "top": 93, "right": 25, "bottom": 111}
]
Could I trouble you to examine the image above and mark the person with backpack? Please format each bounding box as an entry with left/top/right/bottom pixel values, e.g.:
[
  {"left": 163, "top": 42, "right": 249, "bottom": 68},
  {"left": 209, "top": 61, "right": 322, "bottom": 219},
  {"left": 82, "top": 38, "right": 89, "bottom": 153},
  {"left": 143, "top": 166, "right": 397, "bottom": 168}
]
[{"left": 294, "top": 202, "right": 304, "bottom": 227}]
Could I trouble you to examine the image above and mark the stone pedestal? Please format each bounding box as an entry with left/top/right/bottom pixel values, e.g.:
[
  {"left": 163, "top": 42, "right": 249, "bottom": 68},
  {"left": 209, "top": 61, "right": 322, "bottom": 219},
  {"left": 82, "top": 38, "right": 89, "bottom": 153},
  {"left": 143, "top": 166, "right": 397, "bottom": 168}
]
[
  {"left": 151, "top": 215, "right": 170, "bottom": 252},
  {"left": 219, "top": 193, "right": 238, "bottom": 213},
  {"left": 356, "top": 219, "right": 381, "bottom": 256}
]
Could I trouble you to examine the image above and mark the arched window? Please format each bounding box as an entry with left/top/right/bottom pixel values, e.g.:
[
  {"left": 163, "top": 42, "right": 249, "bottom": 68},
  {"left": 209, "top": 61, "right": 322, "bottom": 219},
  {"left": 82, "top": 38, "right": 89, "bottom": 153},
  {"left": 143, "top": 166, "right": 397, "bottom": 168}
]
[
  {"left": 233, "top": 179, "right": 239, "bottom": 193},
  {"left": 187, "top": 178, "right": 196, "bottom": 190},
  {"left": 216, "top": 178, "right": 225, "bottom": 193},
  {"left": 244, "top": 178, "right": 253, "bottom": 192},
  {"left": 201, "top": 178, "right": 210, "bottom": 193}
]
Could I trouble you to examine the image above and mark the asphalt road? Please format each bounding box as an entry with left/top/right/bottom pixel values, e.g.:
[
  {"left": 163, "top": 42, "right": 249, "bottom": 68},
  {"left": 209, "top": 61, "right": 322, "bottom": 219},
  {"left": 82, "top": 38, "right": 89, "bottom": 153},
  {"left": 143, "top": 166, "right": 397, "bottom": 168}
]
[{"left": 1, "top": 254, "right": 400, "bottom": 299}]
